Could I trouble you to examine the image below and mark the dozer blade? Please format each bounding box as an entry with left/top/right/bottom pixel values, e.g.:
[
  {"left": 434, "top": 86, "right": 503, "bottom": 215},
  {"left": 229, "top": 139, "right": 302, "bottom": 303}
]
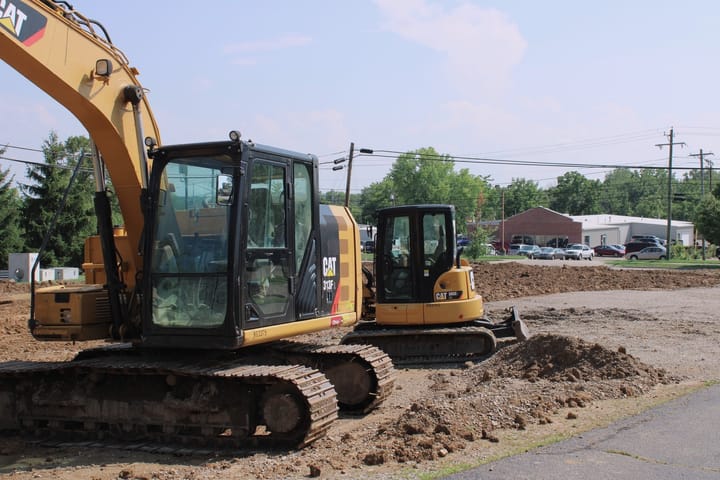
[
  {"left": 509, "top": 306, "right": 531, "bottom": 341},
  {"left": 479, "top": 306, "right": 531, "bottom": 341}
]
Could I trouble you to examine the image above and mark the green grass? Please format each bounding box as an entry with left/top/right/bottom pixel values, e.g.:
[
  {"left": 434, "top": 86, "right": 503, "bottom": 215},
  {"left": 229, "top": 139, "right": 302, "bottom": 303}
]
[
  {"left": 605, "top": 258, "right": 720, "bottom": 270},
  {"left": 465, "top": 255, "right": 524, "bottom": 262}
]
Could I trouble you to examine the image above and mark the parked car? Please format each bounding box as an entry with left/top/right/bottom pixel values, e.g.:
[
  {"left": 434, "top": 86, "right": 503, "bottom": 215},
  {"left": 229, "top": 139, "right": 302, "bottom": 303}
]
[
  {"left": 363, "top": 240, "right": 375, "bottom": 253},
  {"left": 508, "top": 243, "right": 524, "bottom": 255},
  {"left": 456, "top": 236, "right": 470, "bottom": 247},
  {"left": 536, "top": 247, "right": 564, "bottom": 260},
  {"left": 517, "top": 244, "right": 542, "bottom": 259},
  {"left": 511, "top": 235, "right": 534, "bottom": 245},
  {"left": 626, "top": 246, "right": 667, "bottom": 260},
  {"left": 564, "top": 243, "right": 594, "bottom": 260},
  {"left": 631, "top": 235, "right": 665, "bottom": 246},
  {"left": 624, "top": 241, "right": 658, "bottom": 254},
  {"left": 482, "top": 244, "right": 497, "bottom": 256},
  {"left": 593, "top": 244, "right": 625, "bottom": 257}
]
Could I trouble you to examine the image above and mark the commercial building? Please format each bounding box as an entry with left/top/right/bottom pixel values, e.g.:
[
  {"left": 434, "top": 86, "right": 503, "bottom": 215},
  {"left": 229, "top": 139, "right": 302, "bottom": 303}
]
[{"left": 471, "top": 207, "right": 695, "bottom": 249}]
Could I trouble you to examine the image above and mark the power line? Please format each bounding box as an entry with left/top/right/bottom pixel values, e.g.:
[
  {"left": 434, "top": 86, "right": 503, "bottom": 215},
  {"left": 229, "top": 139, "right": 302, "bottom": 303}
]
[
  {"left": 1, "top": 143, "right": 44, "bottom": 153},
  {"left": 1, "top": 155, "right": 93, "bottom": 172}
]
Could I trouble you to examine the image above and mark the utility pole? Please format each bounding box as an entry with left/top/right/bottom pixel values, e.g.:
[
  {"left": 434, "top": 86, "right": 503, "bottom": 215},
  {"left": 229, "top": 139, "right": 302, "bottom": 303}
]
[
  {"left": 344, "top": 142, "right": 354, "bottom": 208},
  {"left": 501, "top": 189, "right": 506, "bottom": 255},
  {"left": 708, "top": 160, "right": 713, "bottom": 193},
  {"left": 655, "top": 128, "right": 685, "bottom": 260},
  {"left": 689, "top": 149, "right": 714, "bottom": 260}
]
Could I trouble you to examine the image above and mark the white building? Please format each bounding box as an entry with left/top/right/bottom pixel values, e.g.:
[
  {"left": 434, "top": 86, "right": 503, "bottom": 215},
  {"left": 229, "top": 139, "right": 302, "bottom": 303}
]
[{"left": 569, "top": 214, "right": 694, "bottom": 247}]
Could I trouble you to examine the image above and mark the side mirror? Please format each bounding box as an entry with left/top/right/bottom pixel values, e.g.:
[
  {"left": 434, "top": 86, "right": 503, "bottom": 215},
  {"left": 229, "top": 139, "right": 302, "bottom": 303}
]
[{"left": 216, "top": 174, "right": 233, "bottom": 205}]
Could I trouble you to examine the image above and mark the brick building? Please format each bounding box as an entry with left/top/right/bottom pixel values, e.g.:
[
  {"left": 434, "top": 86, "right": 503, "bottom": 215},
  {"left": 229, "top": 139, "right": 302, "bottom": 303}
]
[
  {"left": 471, "top": 207, "right": 582, "bottom": 251},
  {"left": 469, "top": 207, "right": 695, "bottom": 252}
]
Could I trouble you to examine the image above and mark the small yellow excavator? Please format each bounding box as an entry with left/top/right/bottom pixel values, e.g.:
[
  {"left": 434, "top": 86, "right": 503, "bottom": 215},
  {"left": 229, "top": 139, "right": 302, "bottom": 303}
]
[{"left": 343, "top": 204, "right": 529, "bottom": 364}]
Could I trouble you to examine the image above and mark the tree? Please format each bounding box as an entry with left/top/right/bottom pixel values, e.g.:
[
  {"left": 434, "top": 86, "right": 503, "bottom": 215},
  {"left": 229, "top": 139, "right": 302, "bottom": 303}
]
[
  {"left": 599, "top": 168, "right": 636, "bottom": 215},
  {"left": 0, "top": 153, "right": 24, "bottom": 268},
  {"left": 359, "top": 178, "right": 395, "bottom": 224},
  {"left": 464, "top": 226, "right": 493, "bottom": 259},
  {"left": 502, "top": 178, "right": 548, "bottom": 216},
  {"left": 389, "top": 148, "right": 454, "bottom": 204},
  {"left": 597, "top": 168, "right": 670, "bottom": 218},
  {"left": 20, "top": 132, "right": 95, "bottom": 267},
  {"left": 548, "top": 171, "right": 601, "bottom": 215},
  {"left": 363, "top": 147, "right": 487, "bottom": 230},
  {"left": 695, "top": 195, "right": 720, "bottom": 246}
]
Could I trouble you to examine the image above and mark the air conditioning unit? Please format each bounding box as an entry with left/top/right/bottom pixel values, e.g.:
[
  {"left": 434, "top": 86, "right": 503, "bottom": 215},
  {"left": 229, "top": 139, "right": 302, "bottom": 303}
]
[
  {"left": 8, "top": 253, "right": 39, "bottom": 283},
  {"left": 54, "top": 267, "right": 79, "bottom": 281},
  {"left": 40, "top": 269, "right": 55, "bottom": 282}
]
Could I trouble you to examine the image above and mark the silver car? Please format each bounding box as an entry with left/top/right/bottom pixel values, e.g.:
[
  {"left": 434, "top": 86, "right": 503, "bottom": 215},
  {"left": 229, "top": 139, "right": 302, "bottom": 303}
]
[
  {"left": 564, "top": 243, "right": 594, "bottom": 260},
  {"left": 517, "top": 244, "right": 541, "bottom": 259},
  {"left": 536, "top": 247, "right": 563, "bottom": 260},
  {"left": 626, "top": 246, "right": 667, "bottom": 260}
]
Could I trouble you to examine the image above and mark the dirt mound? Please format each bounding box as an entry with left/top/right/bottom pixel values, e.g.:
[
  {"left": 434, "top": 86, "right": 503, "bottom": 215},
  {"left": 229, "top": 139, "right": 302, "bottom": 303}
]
[
  {"left": 0, "top": 280, "right": 63, "bottom": 297},
  {"left": 481, "top": 334, "right": 670, "bottom": 384},
  {"left": 473, "top": 263, "right": 720, "bottom": 301},
  {"left": 347, "top": 333, "right": 673, "bottom": 467},
  {"left": 0, "top": 280, "right": 31, "bottom": 296}
]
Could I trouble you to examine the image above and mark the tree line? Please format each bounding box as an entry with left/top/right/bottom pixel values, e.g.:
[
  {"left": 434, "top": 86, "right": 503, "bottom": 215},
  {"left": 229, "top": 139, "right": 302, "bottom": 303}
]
[
  {"left": 2, "top": 136, "right": 720, "bottom": 269},
  {"left": 322, "top": 146, "right": 720, "bottom": 245},
  {"left": 0, "top": 133, "right": 107, "bottom": 269}
]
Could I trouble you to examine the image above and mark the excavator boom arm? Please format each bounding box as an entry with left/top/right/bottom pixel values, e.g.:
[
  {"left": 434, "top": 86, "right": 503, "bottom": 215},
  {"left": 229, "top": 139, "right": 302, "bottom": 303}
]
[{"left": 0, "top": 0, "right": 160, "bottom": 278}]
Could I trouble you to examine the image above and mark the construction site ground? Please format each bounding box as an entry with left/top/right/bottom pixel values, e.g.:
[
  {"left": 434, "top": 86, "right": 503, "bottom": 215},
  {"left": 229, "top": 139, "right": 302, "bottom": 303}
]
[{"left": 1, "top": 259, "right": 719, "bottom": 479}]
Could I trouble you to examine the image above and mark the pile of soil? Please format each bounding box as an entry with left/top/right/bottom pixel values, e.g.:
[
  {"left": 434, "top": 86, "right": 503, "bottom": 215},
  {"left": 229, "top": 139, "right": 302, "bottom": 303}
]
[
  {"left": 482, "top": 334, "right": 670, "bottom": 384},
  {"left": 322, "top": 334, "right": 673, "bottom": 470},
  {"left": 471, "top": 262, "right": 720, "bottom": 301}
]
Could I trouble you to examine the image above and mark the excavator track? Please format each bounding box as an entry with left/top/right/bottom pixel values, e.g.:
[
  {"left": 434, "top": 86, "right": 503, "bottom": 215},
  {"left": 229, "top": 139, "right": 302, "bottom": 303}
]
[
  {"left": 341, "top": 324, "right": 498, "bottom": 366},
  {"left": 0, "top": 355, "right": 338, "bottom": 450},
  {"left": 267, "top": 342, "right": 395, "bottom": 413}
]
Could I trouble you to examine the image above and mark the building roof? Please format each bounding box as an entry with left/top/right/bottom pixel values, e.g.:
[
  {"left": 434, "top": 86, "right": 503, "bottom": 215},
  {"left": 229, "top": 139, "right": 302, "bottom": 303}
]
[
  {"left": 506, "top": 206, "right": 574, "bottom": 223},
  {"left": 568, "top": 214, "right": 693, "bottom": 228}
]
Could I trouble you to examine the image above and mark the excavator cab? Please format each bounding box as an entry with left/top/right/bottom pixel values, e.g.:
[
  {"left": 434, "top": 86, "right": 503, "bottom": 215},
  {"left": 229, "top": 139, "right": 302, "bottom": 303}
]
[
  {"left": 376, "top": 205, "right": 457, "bottom": 305},
  {"left": 342, "top": 204, "right": 529, "bottom": 364},
  {"left": 140, "top": 136, "right": 360, "bottom": 350},
  {"left": 371, "top": 204, "right": 484, "bottom": 326}
]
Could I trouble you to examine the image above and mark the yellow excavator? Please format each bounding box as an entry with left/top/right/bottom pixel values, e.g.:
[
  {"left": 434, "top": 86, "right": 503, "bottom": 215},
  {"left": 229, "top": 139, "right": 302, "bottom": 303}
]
[
  {"left": 342, "top": 204, "right": 528, "bottom": 364},
  {"left": 0, "top": 0, "right": 394, "bottom": 449},
  {"left": 0, "top": 1, "right": 526, "bottom": 449}
]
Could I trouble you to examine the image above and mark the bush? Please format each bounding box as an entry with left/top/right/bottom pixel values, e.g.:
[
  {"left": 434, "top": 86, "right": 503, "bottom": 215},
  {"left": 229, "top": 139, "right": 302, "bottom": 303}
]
[{"left": 464, "top": 228, "right": 492, "bottom": 260}]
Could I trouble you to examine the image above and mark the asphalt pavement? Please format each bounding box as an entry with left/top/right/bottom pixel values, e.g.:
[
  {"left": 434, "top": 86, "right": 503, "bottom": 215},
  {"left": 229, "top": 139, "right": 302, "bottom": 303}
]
[{"left": 445, "top": 383, "right": 720, "bottom": 480}]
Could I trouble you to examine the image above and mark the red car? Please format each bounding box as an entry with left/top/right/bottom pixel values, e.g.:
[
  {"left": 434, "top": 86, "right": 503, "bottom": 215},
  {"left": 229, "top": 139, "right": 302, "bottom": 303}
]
[{"left": 593, "top": 245, "right": 625, "bottom": 257}]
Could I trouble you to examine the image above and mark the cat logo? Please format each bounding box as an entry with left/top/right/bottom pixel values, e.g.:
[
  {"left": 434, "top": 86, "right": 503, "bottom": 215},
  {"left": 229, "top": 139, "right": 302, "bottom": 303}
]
[
  {"left": 0, "top": 0, "right": 47, "bottom": 46},
  {"left": 322, "top": 256, "right": 337, "bottom": 278}
]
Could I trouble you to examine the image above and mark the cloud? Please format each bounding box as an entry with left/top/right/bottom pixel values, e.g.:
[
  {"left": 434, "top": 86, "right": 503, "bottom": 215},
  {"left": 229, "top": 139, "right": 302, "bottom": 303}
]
[{"left": 374, "top": 0, "right": 527, "bottom": 95}]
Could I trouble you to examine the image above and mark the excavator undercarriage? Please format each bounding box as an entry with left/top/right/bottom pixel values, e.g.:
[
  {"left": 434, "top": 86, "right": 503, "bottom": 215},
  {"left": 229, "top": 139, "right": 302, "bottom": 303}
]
[
  {"left": 0, "top": 341, "right": 394, "bottom": 449},
  {"left": 343, "top": 307, "right": 528, "bottom": 365}
]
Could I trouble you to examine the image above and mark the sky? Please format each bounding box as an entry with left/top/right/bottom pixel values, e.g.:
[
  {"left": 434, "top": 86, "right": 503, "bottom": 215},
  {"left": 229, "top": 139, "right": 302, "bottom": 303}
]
[{"left": 2, "top": 0, "right": 720, "bottom": 196}]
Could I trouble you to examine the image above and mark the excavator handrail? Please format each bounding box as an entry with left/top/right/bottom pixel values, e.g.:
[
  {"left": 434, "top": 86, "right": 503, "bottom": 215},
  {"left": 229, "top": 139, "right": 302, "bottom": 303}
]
[{"left": 39, "top": 0, "right": 128, "bottom": 63}]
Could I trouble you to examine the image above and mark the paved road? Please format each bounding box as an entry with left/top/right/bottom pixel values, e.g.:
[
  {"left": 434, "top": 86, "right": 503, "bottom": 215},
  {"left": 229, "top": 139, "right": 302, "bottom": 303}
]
[{"left": 445, "top": 383, "right": 720, "bottom": 480}]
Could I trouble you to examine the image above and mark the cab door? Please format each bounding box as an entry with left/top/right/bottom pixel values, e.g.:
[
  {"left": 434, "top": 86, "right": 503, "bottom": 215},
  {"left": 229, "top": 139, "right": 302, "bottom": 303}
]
[{"left": 243, "top": 158, "right": 295, "bottom": 328}]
